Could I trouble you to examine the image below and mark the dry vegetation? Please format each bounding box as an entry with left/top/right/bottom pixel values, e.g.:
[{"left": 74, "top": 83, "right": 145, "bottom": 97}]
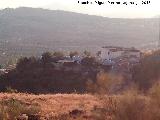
[
  {"left": 0, "top": 93, "right": 104, "bottom": 119},
  {"left": 0, "top": 87, "right": 160, "bottom": 120}
]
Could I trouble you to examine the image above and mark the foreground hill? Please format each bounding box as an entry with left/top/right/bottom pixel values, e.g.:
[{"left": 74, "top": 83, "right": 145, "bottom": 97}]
[
  {"left": 0, "top": 91, "right": 160, "bottom": 120},
  {"left": 0, "top": 93, "right": 113, "bottom": 119},
  {"left": 0, "top": 92, "right": 159, "bottom": 120}
]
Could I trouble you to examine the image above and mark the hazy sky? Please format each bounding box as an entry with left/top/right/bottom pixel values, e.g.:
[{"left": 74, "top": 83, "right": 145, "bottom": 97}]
[{"left": 0, "top": 0, "right": 159, "bottom": 18}]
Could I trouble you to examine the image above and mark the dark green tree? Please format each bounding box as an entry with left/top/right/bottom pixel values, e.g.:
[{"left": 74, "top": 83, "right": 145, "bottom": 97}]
[
  {"left": 83, "top": 50, "right": 91, "bottom": 57},
  {"left": 53, "top": 51, "right": 64, "bottom": 58},
  {"left": 81, "top": 57, "right": 97, "bottom": 66},
  {"left": 16, "top": 57, "right": 29, "bottom": 72},
  {"left": 69, "top": 51, "right": 79, "bottom": 58},
  {"left": 41, "top": 52, "right": 53, "bottom": 64}
]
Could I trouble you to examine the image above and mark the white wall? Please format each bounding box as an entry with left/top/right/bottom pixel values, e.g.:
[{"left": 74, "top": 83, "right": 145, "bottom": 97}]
[
  {"left": 122, "top": 51, "right": 141, "bottom": 58},
  {"left": 110, "top": 51, "right": 123, "bottom": 59},
  {"left": 100, "top": 48, "right": 111, "bottom": 60},
  {"left": 100, "top": 48, "right": 123, "bottom": 60}
]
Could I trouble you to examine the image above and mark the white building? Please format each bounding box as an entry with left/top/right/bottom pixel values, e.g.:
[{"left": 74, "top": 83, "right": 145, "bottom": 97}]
[
  {"left": 100, "top": 46, "right": 124, "bottom": 60},
  {"left": 122, "top": 49, "right": 141, "bottom": 58},
  {"left": 100, "top": 46, "right": 141, "bottom": 61}
]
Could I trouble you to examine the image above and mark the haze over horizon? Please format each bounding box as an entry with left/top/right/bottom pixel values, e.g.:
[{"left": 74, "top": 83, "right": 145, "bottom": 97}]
[{"left": 0, "top": 0, "right": 159, "bottom": 18}]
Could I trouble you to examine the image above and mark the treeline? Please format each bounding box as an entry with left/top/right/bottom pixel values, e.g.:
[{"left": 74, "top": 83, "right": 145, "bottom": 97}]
[
  {"left": 1, "top": 49, "right": 160, "bottom": 94},
  {"left": 131, "top": 50, "right": 160, "bottom": 92},
  {"left": 0, "top": 51, "right": 110, "bottom": 94}
]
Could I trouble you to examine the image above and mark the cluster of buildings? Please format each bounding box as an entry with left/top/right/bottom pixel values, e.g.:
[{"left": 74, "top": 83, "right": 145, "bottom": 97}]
[
  {"left": 98, "top": 46, "right": 142, "bottom": 72},
  {"left": 55, "top": 46, "right": 141, "bottom": 72},
  {"left": 0, "top": 46, "right": 142, "bottom": 74}
]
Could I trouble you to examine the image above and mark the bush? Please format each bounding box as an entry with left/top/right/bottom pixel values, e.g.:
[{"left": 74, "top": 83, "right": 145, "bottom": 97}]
[
  {"left": 5, "top": 86, "right": 18, "bottom": 93},
  {"left": 147, "top": 82, "right": 160, "bottom": 120},
  {"left": 132, "top": 50, "right": 160, "bottom": 91},
  {"left": 69, "top": 51, "right": 79, "bottom": 58},
  {"left": 114, "top": 92, "right": 147, "bottom": 120},
  {"left": 86, "top": 71, "right": 124, "bottom": 94},
  {"left": 91, "top": 96, "right": 117, "bottom": 120},
  {"left": 149, "top": 81, "right": 160, "bottom": 104},
  {"left": 81, "top": 57, "right": 97, "bottom": 66},
  {"left": 41, "top": 52, "right": 53, "bottom": 64},
  {"left": 0, "top": 98, "right": 40, "bottom": 120},
  {"left": 93, "top": 86, "right": 160, "bottom": 120},
  {"left": 0, "top": 104, "right": 7, "bottom": 120}
]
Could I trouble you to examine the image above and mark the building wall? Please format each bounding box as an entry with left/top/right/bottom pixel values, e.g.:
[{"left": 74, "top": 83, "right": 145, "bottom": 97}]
[
  {"left": 122, "top": 51, "right": 141, "bottom": 58},
  {"left": 110, "top": 51, "right": 124, "bottom": 59},
  {"left": 100, "top": 48, "right": 110, "bottom": 60},
  {"left": 100, "top": 48, "right": 123, "bottom": 60},
  {"left": 100, "top": 47, "right": 141, "bottom": 61}
]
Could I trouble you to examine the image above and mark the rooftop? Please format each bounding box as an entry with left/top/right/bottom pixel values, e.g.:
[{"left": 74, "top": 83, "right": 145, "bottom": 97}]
[{"left": 102, "top": 46, "right": 140, "bottom": 52}]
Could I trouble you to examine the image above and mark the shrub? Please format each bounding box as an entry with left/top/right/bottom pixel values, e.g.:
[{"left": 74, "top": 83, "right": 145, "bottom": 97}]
[
  {"left": 86, "top": 71, "right": 124, "bottom": 94},
  {"left": 53, "top": 51, "right": 64, "bottom": 58},
  {"left": 69, "top": 51, "right": 79, "bottom": 58},
  {"left": 41, "top": 52, "right": 53, "bottom": 64},
  {"left": 132, "top": 50, "right": 160, "bottom": 91},
  {"left": 149, "top": 81, "right": 160, "bottom": 104},
  {"left": 0, "top": 98, "right": 24, "bottom": 120},
  {"left": 0, "top": 104, "right": 7, "bottom": 120},
  {"left": 113, "top": 93, "right": 147, "bottom": 120},
  {"left": 83, "top": 50, "right": 91, "bottom": 57},
  {"left": 0, "top": 98, "right": 40, "bottom": 120},
  {"left": 147, "top": 81, "right": 160, "bottom": 120},
  {"left": 81, "top": 57, "right": 97, "bottom": 66},
  {"left": 5, "top": 86, "right": 18, "bottom": 93},
  {"left": 93, "top": 86, "right": 160, "bottom": 120}
]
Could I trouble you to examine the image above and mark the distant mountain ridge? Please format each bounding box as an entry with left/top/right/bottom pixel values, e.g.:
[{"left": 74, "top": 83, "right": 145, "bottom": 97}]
[{"left": 0, "top": 7, "right": 159, "bottom": 60}]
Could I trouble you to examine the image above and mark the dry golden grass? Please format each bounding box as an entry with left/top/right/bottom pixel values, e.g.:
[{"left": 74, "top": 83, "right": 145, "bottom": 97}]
[
  {"left": 0, "top": 93, "right": 105, "bottom": 119},
  {"left": 0, "top": 92, "right": 159, "bottom": 120}
]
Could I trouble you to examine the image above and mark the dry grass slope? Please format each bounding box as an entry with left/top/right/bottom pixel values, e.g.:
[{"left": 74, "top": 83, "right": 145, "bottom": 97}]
[
  {"left": 0, "top": 92, "right": 159, "bottom": 120},
  {"left": 0, "top": 93, "right": 106, "bottom": 119}
]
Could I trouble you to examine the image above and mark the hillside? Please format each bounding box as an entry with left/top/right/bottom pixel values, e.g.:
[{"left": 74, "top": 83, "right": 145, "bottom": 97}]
[
  {"left": 0, "top": 93, "right": 141, "bottom": 120},
  {"left": 0, "top": 93, "right": 113, "bottom": 119},
  {"left": 0, "top": 7, "right": 159, "bottom": 65},
  {"left": 0, "top": 93, "right": 157, "bottom": 120},
  {"left": 0, "top": 8, "right": 159, "bottom": 50}
]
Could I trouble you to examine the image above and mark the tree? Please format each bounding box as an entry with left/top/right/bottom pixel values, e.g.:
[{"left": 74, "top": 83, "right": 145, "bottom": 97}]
[
  {"left": 0, "top": 64, "right": 2, "bottom": 69},
  {"left": 83, "top": 50, "right": 91, "bottom": 57},
  {"left": 5, "top": 57, "right": 18, "bottom": 68},
  {"left": 69, "top": 51, "right": 79, "bottom": 58},
  {"left": 53, "top": 51, "right": 64, "bottom": 58},
  {"left": 96, "top": 51, "right": 101, "bottom": 57},
  {"left": 86, "top": 71, "right": 124, "bottom": 94},
  {"left": 81, "top": 57, "right": 96, "bottom": 66},
  {"left": 16, "top": 57, "right": 29, "bottom": 72},
  {"left": 41, "top": 52, "right": 53, "bottom": 64},
  {"left": 132, "top": 50, "right": 160, "bottom": 91}
]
